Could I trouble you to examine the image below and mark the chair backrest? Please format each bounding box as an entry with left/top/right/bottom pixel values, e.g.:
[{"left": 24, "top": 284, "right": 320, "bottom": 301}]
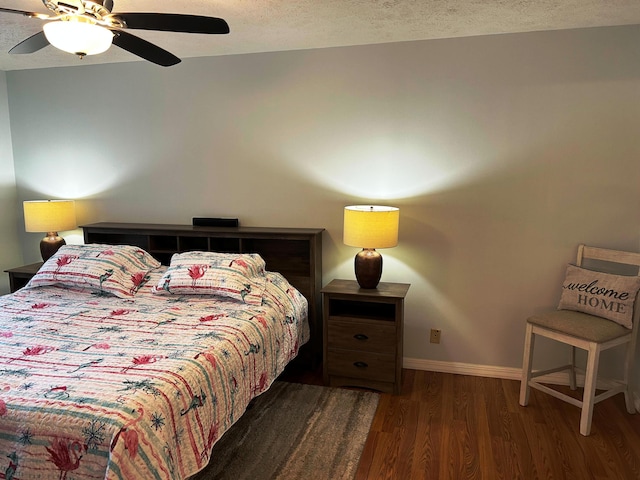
[
  {"left": 576, "top": 244, "right": 640, "bottom": 337},
  {"left": 577, "top": 245, "right": 640, "bottom": 271}
]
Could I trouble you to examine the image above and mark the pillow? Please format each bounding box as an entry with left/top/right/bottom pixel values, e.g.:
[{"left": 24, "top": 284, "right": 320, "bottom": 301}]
[
  {"left": 558, "top": 264, "right": 640, "bottom": 329},
  {"left": 26, "top": 244, "right": 161, "bottom": 298},
  {"left": 152, "top": 251, "right": 266, "bottom": 305}
]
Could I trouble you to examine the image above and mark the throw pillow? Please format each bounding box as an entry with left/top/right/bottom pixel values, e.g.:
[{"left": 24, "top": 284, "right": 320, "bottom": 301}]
[{"left": 558, "top": 264, "right": 640, "bottom": 329}]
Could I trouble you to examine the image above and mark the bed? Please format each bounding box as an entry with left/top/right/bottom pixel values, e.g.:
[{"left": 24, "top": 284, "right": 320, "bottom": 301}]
[{"left": 0, "top": 223, "right": 323, "bottom": 480}]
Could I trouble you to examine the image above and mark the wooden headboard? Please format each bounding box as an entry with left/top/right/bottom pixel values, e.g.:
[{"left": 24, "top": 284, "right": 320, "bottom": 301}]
[{"left": 82, "top": 222, "right": 324, "bottom": 367}]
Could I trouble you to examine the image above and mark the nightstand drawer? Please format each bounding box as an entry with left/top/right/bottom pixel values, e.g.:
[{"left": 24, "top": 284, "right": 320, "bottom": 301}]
[
  {"left": 327, "top": 349, "right": 396, "bottom": 382},
  {"left": 327, "top": 317, "right": 396, "bottom": 353}
]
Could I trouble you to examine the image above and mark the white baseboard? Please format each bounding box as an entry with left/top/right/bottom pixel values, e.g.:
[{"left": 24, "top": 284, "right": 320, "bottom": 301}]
[
  {"left": 404, "top": 357, "right": 522, "bottom": 380},
  {"left": 403, "top": 357, "right": 640, "bottom": 412}
]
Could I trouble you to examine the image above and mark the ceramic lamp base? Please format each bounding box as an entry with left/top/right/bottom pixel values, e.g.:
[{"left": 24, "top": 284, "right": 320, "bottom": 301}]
[
  {"left": 354, "top": 248, "right": 382, "bottom": 289},
  {"left": 40, "top": 232, "right": 66, "bottom": 261}
]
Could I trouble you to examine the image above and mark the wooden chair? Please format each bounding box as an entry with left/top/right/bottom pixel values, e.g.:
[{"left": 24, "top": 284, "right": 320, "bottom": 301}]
[{"left": 519, "top": 244, "right": 640, "bottom": 436}]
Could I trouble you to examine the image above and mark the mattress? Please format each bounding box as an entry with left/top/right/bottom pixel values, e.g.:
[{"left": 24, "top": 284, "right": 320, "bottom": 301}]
[{"left": 0, "top": 267, "right": 309, "bottom": 479}]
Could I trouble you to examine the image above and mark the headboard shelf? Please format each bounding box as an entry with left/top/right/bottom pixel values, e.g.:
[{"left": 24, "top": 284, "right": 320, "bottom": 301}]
[{"left": 82, "top": 222, "right": 324, "bottom": 367}]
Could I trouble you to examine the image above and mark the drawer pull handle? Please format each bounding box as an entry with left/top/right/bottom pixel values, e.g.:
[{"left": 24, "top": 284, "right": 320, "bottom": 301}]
[
  {"left": 353, "top": 334, "right": 368, "bottom": 341},
  {"left": 353, "top": 361, "right": 368, "bottom": 369}
]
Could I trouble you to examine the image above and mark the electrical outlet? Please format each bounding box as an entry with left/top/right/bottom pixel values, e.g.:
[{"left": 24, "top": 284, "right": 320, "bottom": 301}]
[{"left": 430, "top": 329, "right": 441, "bottom": 344}]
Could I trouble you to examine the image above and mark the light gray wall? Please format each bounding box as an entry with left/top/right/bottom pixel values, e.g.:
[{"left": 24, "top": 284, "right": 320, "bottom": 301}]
[
  {"left": 7, "top": 26, "right": 640, "bottom": 386},
  {"left": 0, "top": 71, "right": 21, "bottom": 294}
]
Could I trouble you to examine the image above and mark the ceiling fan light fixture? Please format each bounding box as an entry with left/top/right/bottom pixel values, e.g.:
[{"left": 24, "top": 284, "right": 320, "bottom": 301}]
[{"left": 43, "top": 18, "right": 113, "bottom": 57}]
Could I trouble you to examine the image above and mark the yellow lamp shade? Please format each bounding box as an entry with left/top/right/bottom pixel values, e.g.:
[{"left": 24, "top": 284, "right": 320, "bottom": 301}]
[
  {"left": 343, "top": 205, "right": 399, "bottom": 249},
  {"left": 24, "top": 200, "right": 76, "bottom": 233}
]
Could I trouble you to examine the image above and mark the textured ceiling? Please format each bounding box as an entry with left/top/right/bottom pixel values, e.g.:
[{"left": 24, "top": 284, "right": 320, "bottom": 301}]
[{"left": 1, "top": 0, "right": 640, "bottom": 71}]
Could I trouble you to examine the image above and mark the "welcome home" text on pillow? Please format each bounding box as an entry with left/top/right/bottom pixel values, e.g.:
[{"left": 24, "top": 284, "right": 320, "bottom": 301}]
[{"left": 558, "top": 264, "right": 640, "bottom": 329}]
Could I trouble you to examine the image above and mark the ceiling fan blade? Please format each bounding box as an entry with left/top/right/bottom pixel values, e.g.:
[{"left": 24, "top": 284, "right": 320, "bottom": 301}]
[
  {"left": 112, "top": 13, "right": 229, "bottom": 34},
  {"left": 9, "top": 31, "right": 50, "bottom": 54},
  {"left": 0, "top": 7, "right": 36, "bottom": 15},
  {"left": 0, "top": 7, "right": 50, "bottom": 19},
  {"left": 111, "top": 29, "right": 180, "bottom": 67}
]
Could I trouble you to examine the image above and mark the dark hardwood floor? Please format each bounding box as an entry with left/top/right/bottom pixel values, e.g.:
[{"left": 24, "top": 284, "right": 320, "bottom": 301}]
[{"left": 352, "top": 369, "right": 640, "bottom": 480}]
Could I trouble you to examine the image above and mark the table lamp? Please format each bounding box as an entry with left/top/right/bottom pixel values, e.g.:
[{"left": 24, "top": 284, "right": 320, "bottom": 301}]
[
  {"left": 24, "top": 200, "right": 76, "bottom": 261},
  {"left": 343, "top": 205, "right": 399, "bottom": 289}
]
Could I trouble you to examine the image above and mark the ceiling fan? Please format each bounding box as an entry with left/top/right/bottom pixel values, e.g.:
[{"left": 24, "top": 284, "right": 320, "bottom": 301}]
[{"left": 0, "top": 0, "right": 230, "bottom": 66}]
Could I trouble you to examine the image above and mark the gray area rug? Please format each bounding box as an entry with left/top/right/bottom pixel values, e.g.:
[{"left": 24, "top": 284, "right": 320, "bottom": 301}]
[{"left": 190, "top": 381, "right": 380, "bottom": 480}]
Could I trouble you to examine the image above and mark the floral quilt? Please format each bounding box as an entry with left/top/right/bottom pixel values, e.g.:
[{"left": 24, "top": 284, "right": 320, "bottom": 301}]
[{"left": 0, "top": 269, "right": 309, "bottom": 480}]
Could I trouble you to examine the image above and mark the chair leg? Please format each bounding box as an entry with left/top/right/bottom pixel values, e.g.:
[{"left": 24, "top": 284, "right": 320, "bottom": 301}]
[
  {"left": 520, "top": 322, "right": 535, "bottom": 406},
  {"left": 580, "top": 343, "right": 600, "bottom": 436},
  {"left": 622, "top": 341, "right": 637, "bottom": 414},
  {"left": 623, "top": 389, "right": 636, "bottom": 415},
  {"left": 569, "top": 346, "right": 577, "bottom": 391}
]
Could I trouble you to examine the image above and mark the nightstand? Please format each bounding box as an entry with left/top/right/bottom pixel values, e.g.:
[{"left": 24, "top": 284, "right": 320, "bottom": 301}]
[
  {"left": 322, "top": 279, "right": 410, "bottom": 394},
  {"left": 4, "top": 262, "right": 43, "bottom": 293}
]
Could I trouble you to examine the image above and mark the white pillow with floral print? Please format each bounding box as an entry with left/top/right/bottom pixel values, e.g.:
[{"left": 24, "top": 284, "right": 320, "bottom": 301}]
[
  {"left": 26, "top": 244, "right": 160, "bottom": 298},
  {"left": 152, "top": 251, "right": 267, "bottom": 305}
]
